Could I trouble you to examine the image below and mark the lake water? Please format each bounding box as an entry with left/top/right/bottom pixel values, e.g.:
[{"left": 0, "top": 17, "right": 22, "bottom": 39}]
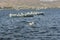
[{"left": 0, "top": 8, "right": 60, "bottom": 40}]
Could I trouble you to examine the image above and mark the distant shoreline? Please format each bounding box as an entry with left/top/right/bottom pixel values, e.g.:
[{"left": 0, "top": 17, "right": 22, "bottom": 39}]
[{"left": 0, "top": 7, "right": 60, "bottom": 10}]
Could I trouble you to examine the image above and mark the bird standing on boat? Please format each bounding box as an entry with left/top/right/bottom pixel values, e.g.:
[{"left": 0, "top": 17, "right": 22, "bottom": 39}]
[{"left": 9, "top": 12, "right": 44, "bottom": 17}]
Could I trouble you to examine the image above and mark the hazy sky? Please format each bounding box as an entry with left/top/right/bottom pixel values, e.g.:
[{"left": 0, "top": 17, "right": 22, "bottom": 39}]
[
  {"left": 0, "top": 0, "right": 59, "bottom": 2},
  {"left": 40, "top": 0, "right": 57, "bottom": 2}
]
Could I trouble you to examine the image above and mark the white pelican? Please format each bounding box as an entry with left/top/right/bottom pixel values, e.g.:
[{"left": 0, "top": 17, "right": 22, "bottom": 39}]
[{"left": 28, "top": 22, "right": 34, "bottom": 26}]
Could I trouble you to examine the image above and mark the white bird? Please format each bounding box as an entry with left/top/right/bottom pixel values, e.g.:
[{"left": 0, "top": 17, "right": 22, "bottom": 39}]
[
  {"left": 29, "top": 22, "right": 34, "bottom": 26},
  {"left": 9, "top": 13, "right": 12, "bottom": 17}
]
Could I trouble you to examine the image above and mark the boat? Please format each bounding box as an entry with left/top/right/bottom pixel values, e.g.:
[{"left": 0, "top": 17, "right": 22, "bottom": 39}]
[{"left": 9, "top": 12, "right": 44, "bottom": 17}]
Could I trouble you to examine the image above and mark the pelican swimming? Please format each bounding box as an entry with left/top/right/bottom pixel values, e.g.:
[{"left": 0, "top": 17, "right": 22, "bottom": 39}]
[{"left": 28, "top": 22, "right": 34, "bottom": 26}]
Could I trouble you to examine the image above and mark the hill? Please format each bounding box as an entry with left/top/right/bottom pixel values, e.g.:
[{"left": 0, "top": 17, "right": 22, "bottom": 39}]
[{"left": 0, "top": 0, "right": 60, "bottom": 9}]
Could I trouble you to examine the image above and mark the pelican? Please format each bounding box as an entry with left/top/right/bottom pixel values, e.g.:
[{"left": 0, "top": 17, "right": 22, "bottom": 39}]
[
  {"left": 9, "top": 13, "right": 12, "bottom": 17},
  {"left": 28, "top": 22, "right": 34, "bottom": 26}
]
